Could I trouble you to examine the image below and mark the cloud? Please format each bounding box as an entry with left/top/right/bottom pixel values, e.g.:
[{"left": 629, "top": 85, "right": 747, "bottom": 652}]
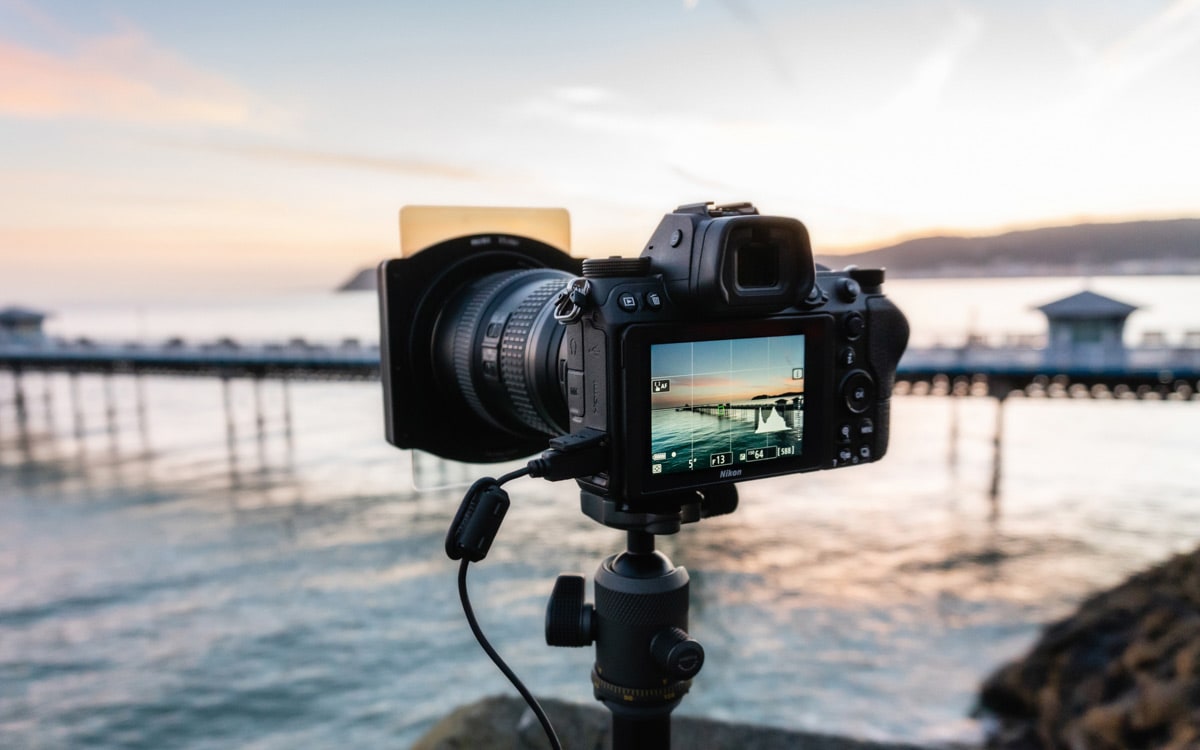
[
  {"left": 551, "top": 86, "right": 613, "bottom": 106},
  {"left": 715, "top": 0, "right": 797, "bottom": 88},
  {"left": 879, "top": 3, "right": 983, "bottom": 117},
  {"left": 1094, "top": 0, "right": 1200, "bottom": 92},
  {"left": 1050, "top": 0, "right": 1200, "bottom": 106},
  {"left": 175, "top": 140, "right": 487, "bottom": 181},
  {"left": 0, "top": 23, "right": 264, "bottom": 126}
]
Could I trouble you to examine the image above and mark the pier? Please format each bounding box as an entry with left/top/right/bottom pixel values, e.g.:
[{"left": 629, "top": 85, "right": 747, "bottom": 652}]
[
  {"left": 2, "top": 294, "right": 1198, "bottom": 501},
  {"left": 0, "top": 335, "right": 380, "bottom": 485}
]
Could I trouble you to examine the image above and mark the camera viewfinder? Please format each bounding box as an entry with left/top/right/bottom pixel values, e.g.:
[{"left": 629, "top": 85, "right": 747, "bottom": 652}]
[{"left": 734, "top": 234, "right": 781, "bottom": 289}]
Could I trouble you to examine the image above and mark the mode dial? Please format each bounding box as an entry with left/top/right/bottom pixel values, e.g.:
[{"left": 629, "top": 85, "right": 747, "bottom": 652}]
[{"left": 582, "top": 257, "right": 651, "bottom": 278}]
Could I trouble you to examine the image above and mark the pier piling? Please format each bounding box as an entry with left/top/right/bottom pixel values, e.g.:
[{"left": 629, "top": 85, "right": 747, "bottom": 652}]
[
  {"left": 281, "top": 377, "right": 295, "bottom": 468},
  {"left": 989, "top": 394, "right": 1007, "bottom": 505},
  {"left": 104, "top": 373, "right": 119, "bottom": 456},
  {"left": 253, "top": 376, "right": 267, "bottom": 471},
  {"left": 221, "top": 377, "right": 239, "bottom": 481},
  {"left": 41, "top": 371, "right": 54, "bottom": 429},
  {"left": 135, "top": 374, "right": 150, "bottom": 457}
]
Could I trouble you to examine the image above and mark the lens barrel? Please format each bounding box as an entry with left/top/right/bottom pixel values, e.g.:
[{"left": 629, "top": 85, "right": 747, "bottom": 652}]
[{"left": 433, "top": 268, "right": 573, "bottom": 439}]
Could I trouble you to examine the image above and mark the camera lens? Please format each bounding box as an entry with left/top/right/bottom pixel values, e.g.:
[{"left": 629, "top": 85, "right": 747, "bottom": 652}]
[{"left": 433, "top": 268, "right": 573, "bottom": 439}]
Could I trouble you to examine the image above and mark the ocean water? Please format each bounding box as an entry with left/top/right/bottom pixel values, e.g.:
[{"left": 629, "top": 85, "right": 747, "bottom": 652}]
[
  {"left": 650, "top": 404, "right": 801, "bottom": 476},
  {"left": 3, "top": 278, "right": 1200, "bottom": 748}
]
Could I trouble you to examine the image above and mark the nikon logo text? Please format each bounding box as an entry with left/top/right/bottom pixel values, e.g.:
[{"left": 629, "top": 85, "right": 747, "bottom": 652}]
[{"left": 719, "top": 469, "right": 743, "bottom": 479}]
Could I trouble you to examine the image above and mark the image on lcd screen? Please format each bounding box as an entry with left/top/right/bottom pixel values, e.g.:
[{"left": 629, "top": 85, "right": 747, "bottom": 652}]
[{"left": 649, "top": 335, "right": 805, "bottom": 476}]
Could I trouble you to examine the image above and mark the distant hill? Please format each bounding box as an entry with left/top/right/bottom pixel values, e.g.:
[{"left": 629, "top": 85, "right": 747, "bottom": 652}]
[
  {"left": 815, "top": 218, "right": 1200, "bottom": 278},
  {"left": 338, "top": 267, "right": 376, "bottom": 292},
  {"left": 339, "top": 218, "right": 1200, "bottom": 290}
]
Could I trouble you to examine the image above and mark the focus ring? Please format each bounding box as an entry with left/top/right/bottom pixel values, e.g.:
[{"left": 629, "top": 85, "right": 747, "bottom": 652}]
[
  {"left": 451, "top": 273, "right": 516, "bottom": 429},
  {"left": 499, "top": 278, "right": 567, "bottom": 434}
]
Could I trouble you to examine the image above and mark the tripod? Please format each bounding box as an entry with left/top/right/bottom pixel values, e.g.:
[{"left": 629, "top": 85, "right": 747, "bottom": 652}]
[{"left": 544, "top": 486, "right": 738, "bottom": 750}]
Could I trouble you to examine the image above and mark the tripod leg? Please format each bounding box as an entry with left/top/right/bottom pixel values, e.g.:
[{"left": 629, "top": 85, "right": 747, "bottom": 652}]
[{"left": 612, "top": 713, "right": 670, "bottom": 750}]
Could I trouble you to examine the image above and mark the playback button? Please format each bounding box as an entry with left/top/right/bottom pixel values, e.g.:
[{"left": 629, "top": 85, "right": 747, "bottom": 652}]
[{"left": 840, "top": 370, "right": 875, "bottom": 414}]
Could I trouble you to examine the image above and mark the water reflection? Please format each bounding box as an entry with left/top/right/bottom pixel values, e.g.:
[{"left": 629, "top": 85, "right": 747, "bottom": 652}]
[{"left": 2, "top": 380, "right": 1199, "bottom": 748}]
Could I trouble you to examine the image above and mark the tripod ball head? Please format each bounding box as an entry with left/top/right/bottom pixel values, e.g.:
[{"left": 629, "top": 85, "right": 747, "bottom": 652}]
[{"left": 545, "top": 531, "right": 703, "bottom": 719}]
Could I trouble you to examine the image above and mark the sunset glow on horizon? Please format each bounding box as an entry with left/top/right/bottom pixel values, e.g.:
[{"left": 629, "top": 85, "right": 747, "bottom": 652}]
[{"left": 2, "top": 0, "right": 1198, "bottom": 305}]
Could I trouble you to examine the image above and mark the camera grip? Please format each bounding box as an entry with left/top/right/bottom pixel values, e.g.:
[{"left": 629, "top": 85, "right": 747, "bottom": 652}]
[{"left": 865, "top": 296, "right": 910, "bottom": 459}]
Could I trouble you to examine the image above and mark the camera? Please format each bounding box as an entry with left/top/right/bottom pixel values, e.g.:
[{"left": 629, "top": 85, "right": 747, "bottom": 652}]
[{"left": 378, "top": 201, "right": 909, "bottom": 509}]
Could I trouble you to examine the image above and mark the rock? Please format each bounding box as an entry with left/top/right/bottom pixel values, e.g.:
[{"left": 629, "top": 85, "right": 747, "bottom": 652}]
[
  {"left": 412, "top": 695, "right": 608, "bottom": 750},
  {"left": 977, "top": 547, "right": 1200, "bottom": 749},
  {"left": 414, "top": 694, "right": 960, "bottom": 750}
]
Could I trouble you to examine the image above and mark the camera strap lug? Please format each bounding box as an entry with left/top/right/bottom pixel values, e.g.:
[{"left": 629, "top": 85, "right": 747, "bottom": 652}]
[{"left": 553, "top": 278, "right": 591, "bottom": 323}]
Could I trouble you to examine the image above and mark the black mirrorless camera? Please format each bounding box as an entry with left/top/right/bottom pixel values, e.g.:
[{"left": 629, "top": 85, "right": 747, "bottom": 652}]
[{"left": 379, "top": 202, "right": 909, "bottom": 512}]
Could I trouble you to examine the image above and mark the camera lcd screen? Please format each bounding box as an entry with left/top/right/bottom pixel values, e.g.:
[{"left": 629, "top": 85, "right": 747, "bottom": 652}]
[{"left": 648, "top": 334, "right": 805, "bottom": 477}]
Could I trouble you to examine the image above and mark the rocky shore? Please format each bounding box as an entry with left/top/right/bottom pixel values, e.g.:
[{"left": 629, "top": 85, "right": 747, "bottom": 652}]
[
  {"left": 415, "top": 548, "right": 1200, "bottom": 749},
  {"left": 978, "top": 547, "right": 1200, "bottom": 749},
  {"left": 412, "top": 695, "right": 956, "bottom": 750}
]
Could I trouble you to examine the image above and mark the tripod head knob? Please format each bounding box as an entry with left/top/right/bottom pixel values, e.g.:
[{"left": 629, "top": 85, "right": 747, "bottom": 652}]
[
  {"left": 650, "top": 626, "right": 705, "bottom": 680},
  {"left": 545, "top": 574, "right": 594, "bottom": 647}
]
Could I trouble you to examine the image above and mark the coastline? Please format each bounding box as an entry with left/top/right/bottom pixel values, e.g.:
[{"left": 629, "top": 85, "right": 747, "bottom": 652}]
[
  {"left": 979, "top": 545, "right": 1200, "bottom": 749},
  {"left": 420, "top": 545, "right": 1200, "bottom": 749}
]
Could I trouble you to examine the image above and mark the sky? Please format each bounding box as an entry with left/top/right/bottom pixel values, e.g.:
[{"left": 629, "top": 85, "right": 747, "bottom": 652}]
[
  {"left": 651, "top": 336, "right": 805, "bottom": 409},
  {"left": 2, "top": 0, "right": 1199, "bottom": 304}
]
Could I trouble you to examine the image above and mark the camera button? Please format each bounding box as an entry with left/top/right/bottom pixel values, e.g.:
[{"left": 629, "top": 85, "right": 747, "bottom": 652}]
[
  {"left": 841, "top": 371, "right": 874, "bottom": 414},
  {"left": 645, "top": 292, "right": 663, "bottom": 310},
  {"left": 858, "top": 418, "right": 874, "bottom": 436},
  {"left": 858, "top": 444, "right": 872, "bottom": 460},
  {"left": 839, "top": 346, "right": 857, "bottom": 367},
  {"left": 843, "top": 312, "right": 865, "bottom": 340},
  {"left": 618, "top": 293, "right": 639, "bottom": 312},
  {"left": 838, "top": 423, "right": 853, "bottom": 444}
]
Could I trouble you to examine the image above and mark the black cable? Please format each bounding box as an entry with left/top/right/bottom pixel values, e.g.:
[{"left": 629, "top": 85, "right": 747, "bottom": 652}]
[
  {"left": 448, "top": 465, "right": 560, "bottom": 750},
  {"left": 496, "top": 466, "right": 531, "bottom": 485},
  {"left": 458, "top": 558, "right": 562, "bottom": 750},
  {"left": 447, "top": 445, "right": 606, "bottom": 748}
]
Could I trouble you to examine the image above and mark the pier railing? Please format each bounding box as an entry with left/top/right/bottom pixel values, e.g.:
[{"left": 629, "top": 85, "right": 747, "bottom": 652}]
[
  {"left": 2, "top": 335, "right": 1199, "bottom": 396},
  {"left": 0, "top": 337, "right": 379, "bottom": 380},
  {"left": 898, "top": 343, "right": 1200, "bottom": 398}
]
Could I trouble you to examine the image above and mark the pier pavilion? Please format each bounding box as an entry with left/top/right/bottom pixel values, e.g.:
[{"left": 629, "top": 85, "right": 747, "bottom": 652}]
[
  {"left": 1036, "top": 290, "right": 1138, "bottom": 371},
  {"left": 0, "top": 307, "right": 49, "bottom": 345}
]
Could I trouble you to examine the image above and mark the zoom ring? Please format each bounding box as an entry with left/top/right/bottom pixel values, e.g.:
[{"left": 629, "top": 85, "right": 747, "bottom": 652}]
[{"left": 499, "top": 279, "right": 565, "bottom": 434}]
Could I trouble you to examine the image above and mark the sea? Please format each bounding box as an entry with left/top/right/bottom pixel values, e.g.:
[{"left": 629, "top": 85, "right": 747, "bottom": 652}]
[{"left": 2, "top": 276, "right": 1199, "bottom": 749}]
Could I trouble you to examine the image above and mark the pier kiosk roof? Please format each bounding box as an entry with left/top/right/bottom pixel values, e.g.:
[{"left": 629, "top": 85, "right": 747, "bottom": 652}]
[
  {"left": 1035, "top": 290, "right": 1138, "bottom": 321},
  {"left": 0, "top": 306, "right": 49, "bottom": 337},
  {"left": 0, "top": 306, "right": 48, "bottom": 325}
]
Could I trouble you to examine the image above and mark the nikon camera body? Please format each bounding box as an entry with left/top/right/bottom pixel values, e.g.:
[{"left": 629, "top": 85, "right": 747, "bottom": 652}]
[{"left": 378, "top": 202, "right": 909, "bottom": 508}]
